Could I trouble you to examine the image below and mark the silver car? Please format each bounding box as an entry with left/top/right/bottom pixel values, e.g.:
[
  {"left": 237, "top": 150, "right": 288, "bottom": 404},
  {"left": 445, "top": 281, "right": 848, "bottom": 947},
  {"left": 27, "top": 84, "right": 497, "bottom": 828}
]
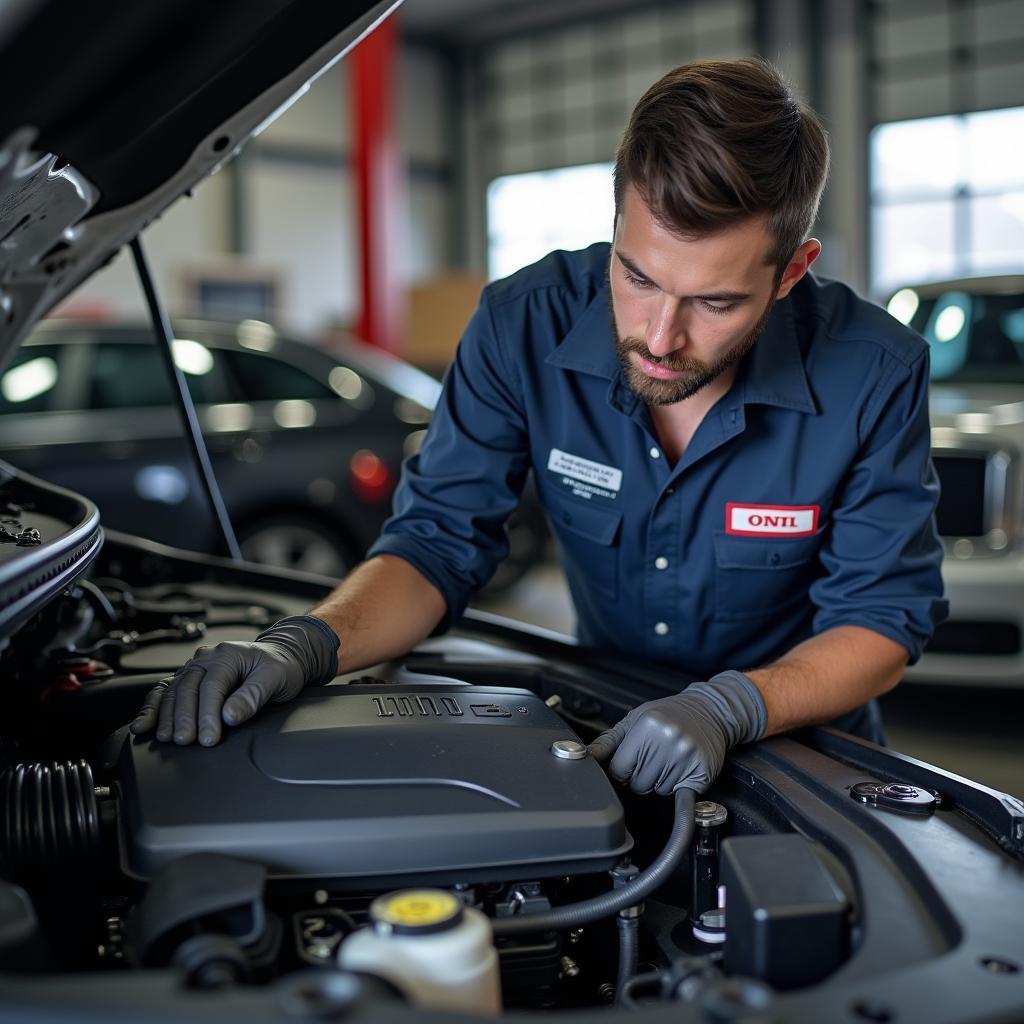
[{"left": 888, "top": 276, "right": 1024, "bottom": 686}]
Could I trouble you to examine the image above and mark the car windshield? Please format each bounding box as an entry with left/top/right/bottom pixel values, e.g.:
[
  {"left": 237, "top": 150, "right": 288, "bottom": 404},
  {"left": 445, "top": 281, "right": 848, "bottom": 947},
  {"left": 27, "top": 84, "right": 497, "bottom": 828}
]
[{"left": 906, "top": 289, "right": 1024, "bottom": 383}]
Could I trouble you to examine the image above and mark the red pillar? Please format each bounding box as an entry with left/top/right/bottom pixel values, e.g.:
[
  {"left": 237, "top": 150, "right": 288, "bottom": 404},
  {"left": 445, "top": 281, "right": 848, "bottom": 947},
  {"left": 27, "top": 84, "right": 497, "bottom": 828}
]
[{"left": 350, "top": 14, "right": 404, "bottom": 354}]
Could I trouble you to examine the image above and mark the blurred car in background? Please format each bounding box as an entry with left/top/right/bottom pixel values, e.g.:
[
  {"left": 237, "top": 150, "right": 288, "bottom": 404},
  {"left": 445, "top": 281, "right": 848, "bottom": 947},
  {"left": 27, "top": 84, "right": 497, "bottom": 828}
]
[
  {"left": 0, "top": 318, "right": 548, "bottom": 593},
  {"left": 888, "top": 276, "right": 1024, "bottom": 686}
]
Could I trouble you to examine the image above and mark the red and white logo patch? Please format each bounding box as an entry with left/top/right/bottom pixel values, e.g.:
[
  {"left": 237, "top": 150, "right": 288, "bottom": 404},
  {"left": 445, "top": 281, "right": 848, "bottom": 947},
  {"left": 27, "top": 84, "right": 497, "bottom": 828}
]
[{"left": 726, "top": 503, "right": 819, "bottom": 537}]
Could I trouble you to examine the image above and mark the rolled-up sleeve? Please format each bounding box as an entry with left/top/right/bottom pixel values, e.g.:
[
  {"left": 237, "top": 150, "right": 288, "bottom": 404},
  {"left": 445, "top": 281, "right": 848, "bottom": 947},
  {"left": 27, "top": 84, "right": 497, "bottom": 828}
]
[
  {"left": 367, "top": 288, "right": 530, "bottom": 630},
  {"left": 810, "top": 347, "right": 948, "bottom": 662}
]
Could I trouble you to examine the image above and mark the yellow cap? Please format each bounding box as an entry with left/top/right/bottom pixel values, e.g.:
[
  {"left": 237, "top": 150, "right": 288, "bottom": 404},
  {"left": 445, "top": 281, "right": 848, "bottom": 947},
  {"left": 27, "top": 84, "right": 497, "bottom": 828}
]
[{"left": 371, "top": 889, "right": 464, "bottom": 934}]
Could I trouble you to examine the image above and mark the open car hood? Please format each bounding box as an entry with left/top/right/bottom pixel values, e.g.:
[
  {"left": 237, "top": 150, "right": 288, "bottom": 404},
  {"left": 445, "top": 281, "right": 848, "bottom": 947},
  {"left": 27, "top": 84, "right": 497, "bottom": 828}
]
[{"left": 0, "top": 0, "right": 396, "bottom": 364}]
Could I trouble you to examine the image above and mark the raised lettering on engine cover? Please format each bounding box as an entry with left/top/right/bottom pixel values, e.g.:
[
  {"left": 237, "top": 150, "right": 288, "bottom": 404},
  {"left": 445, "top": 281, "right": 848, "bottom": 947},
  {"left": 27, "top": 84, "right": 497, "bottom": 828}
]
[{"left": 372, "top": 695, "right": 465, "bottom": 718}]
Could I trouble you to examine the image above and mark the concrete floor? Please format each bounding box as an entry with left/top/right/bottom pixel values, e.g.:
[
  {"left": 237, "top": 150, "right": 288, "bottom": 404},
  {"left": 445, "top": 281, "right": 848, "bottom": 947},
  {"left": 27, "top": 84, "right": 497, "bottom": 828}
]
[{"left": 477, "top": 563, "right": 1024, "bottom": 799}]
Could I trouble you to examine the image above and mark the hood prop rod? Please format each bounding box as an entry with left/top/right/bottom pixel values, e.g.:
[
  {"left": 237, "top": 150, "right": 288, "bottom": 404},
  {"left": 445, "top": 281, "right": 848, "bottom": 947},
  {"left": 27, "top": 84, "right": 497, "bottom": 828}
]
[{"left": 129, "top": 236, "right": 242, "bottom": 561}]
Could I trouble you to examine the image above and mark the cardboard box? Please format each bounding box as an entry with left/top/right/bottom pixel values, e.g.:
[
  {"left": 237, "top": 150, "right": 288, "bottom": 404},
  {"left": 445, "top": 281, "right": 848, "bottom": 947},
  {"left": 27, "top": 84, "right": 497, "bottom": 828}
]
[{"left": 405, "top": 272, "right": 487, "bottom": 372}]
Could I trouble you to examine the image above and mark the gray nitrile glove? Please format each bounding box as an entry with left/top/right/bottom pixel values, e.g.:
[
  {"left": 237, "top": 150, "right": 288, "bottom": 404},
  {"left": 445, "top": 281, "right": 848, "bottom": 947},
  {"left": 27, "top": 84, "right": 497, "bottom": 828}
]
[
  {"left": 587, "top": 670, "right": 767, "bottom": 794},
  {"left": 129, "top": 615, "right": 339, "bottom": 747}
]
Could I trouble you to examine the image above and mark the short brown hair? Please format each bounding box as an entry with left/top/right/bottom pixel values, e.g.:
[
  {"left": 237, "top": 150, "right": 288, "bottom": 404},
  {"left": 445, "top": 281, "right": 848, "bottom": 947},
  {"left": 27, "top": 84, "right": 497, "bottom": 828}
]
[{"left": 613, "top": 58, "right": 829, "bottom": 267}]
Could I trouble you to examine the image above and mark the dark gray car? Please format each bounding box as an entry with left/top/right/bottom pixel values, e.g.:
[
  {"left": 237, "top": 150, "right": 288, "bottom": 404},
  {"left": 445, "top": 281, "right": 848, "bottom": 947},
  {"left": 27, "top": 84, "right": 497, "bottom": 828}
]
[{"left": 0, "top": 318, "right": 547, "bottom": 590}]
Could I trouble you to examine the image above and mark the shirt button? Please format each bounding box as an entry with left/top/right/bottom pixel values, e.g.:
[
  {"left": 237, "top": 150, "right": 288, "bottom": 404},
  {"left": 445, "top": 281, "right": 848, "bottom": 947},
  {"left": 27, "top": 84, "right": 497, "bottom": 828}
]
[
  {"left": 655, "top": 556, "right": 668, "bottom": 570},
  {"left": 649, "top": 447, "right": 660, "bottom": 459},
  {"left": 654, "top": 621, "right": 669, "bottom": 636}
]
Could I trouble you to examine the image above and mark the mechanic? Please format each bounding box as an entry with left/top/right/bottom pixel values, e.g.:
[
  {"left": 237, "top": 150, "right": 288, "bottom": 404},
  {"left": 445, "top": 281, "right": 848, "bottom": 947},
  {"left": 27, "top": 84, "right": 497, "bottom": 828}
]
[{"left": 132, "top": 58, "right": 947, "bottom": 797}]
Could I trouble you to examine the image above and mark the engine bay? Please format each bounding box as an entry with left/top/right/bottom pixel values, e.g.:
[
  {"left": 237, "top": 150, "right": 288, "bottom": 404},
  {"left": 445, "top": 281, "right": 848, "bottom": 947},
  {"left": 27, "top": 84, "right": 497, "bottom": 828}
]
[
  {"left": 1, "top": 497, "right": 1023, "bottom": 1021},
  {"left": 0, "top": 553, "right": 834, "bottom": 1011},
  {"left": 0, "top": 568, "right": 665, "bottom": 1010}
]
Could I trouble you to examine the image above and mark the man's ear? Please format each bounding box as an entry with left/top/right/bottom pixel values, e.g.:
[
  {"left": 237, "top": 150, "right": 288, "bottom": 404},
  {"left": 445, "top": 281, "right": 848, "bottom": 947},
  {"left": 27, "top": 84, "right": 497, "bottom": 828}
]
[{"left": 774, "top": 239, "right": 822, "bottom": 300}]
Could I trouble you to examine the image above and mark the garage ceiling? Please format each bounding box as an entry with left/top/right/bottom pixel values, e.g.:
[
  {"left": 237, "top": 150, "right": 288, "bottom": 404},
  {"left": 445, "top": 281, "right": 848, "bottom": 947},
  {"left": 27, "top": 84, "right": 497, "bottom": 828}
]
[{"left": 398, "top": 0, "right": 652, "bottom": 43}]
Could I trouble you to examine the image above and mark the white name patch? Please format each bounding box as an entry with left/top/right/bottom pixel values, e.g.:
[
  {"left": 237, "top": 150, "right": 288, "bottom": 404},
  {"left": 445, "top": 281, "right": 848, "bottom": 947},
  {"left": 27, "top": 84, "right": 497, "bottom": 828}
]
[
  {"left": 547, "top": 448, "right": 622, "bottom": 499},
  {"left": 726, "top": 503, "right": 819, "bottom": 536}
]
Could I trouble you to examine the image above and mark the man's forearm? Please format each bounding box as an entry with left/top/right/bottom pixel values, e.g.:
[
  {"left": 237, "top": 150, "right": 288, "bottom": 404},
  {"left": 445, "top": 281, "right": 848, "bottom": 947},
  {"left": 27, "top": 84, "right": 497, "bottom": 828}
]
[
  {"left": 309, "top": 554, "right": 447, "bottom": 674},
  {"left": 744, "top": 625, "right": 909, "bottom": 736}
]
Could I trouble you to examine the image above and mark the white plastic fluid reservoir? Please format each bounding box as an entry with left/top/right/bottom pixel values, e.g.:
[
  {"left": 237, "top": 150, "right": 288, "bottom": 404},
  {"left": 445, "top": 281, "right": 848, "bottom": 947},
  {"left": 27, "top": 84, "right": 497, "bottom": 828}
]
[{"left": 337, "top": 888, "right": 502, "bottom": 1016}]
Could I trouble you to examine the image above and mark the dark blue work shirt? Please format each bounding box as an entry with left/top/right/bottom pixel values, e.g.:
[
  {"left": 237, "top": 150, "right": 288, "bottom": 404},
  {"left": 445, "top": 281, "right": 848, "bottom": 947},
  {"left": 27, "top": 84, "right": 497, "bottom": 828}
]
[{"left": 369, "top": 243, "right": 947, "bottom": 688}]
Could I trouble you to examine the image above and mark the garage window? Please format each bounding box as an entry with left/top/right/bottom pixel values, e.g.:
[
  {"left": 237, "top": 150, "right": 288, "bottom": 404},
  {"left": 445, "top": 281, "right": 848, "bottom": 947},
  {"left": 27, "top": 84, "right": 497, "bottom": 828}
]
[
  {"left": 487, "top": 162, "right": 615, "bottom": 281},
  {"left": 870, "top": 106, "right": 1024, "bottom": 293}
]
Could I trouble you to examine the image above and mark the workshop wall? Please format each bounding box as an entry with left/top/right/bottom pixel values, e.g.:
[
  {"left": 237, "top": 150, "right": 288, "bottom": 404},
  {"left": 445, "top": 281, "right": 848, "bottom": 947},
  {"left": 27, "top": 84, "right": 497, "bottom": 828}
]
[
  {"left": 460, "top": 0, "right": 1024, "bottom": 295},
  {"left": 867, "top": 0, "right": 1024, "bottom": 292},
  {"left": 870, "top": 0, "right": 1024, "bottom": 123},
  {"left": 55, "top": 0, "right": 1024, "bottom": 338},
  {"left": 57, "top": 41, "right": 454, "bottom": 337},
  {"left": 477, "top": 2, "right": 753, "bottom": 182}
]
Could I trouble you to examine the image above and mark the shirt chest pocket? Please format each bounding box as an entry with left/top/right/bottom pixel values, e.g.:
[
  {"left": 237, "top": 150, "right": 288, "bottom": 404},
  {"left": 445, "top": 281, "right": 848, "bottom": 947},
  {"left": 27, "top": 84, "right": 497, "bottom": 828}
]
[
  {"left": 713, "top": 531, "right": 822, "bottom": 622},
  {"left": 551, "top": 499, "right": 623, "bottom": 600}
]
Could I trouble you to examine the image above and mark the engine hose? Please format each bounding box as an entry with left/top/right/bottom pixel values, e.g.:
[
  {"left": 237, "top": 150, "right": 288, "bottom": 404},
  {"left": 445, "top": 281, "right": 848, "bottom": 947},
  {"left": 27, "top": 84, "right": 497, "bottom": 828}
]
[
  {"left": 77, "top": 579, "right": 118, "bottom": 624},
  {"left": 0, "top": 761, "right": 101, "bottom": 878},
  {"left": 615, "top": 914, "right": 640, "bottom": 1004},
  {"left": 491, "top": 787, "right": 696, "bottom": 938}
]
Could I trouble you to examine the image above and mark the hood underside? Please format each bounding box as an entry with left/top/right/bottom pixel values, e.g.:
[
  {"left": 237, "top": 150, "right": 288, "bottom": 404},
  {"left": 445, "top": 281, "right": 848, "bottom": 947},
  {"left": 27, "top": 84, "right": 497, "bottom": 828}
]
[{"left": 0, "top": 0, "right": 395, "bottom": 363}]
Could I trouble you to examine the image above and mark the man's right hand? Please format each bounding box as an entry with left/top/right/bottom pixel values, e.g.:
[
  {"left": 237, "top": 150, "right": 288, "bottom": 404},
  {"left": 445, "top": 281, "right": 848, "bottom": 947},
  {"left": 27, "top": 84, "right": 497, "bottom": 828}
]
[{"left": 129, "top": 614, "right": 339, "bottom": 746}]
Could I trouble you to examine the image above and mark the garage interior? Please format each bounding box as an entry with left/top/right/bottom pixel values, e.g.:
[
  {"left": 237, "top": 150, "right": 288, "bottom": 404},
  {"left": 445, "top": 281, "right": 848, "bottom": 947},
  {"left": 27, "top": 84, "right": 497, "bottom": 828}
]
[
  {"left": 3, "top": 0, "right": 1024, "bottom": 1016},
  {"left": 10, "top": 0, "right": 1024, "bottom": 799}
]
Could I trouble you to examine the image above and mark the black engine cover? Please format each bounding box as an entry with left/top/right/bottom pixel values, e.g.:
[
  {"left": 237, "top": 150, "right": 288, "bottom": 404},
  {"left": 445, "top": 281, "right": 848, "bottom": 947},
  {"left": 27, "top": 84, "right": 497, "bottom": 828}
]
[{"left": 117, "top": 682, "right": 630, "bottom": 886}]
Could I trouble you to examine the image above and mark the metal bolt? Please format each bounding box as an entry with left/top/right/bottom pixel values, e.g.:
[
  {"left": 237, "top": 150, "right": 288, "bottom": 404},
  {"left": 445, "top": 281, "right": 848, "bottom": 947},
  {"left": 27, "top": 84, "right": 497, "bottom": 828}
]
[
  {"left": 559, "top": 956, "right": 580, "bottom": 978},
  {"left": 94, "top": 786, "right": 111, "bottom": 799},
  {"left": 694, "top": 800, "right": 728, "bottom": 827},
  {"left": 517, "top": 707, "right": 529, "bottom": 714},
  {"left": 551, "top": 739, "right": 587, "bottom": 760},
  {"left": 314, "top": 889, "right": 328, "bottom": 905},
  {"left": 568, "top": 928, "right": 584, "bottom": 944}
]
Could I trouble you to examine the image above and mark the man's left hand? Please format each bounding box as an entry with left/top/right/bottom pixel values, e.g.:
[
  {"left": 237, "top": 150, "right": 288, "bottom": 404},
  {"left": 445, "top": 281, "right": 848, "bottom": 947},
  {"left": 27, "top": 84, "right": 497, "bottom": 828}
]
[{"left": 587, "top": 671, "right": 768, "bottom": 794}]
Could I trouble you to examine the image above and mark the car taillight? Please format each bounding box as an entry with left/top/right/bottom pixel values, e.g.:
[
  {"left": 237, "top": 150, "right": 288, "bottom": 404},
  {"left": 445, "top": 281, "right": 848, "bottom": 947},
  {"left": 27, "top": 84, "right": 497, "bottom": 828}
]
[{"left": 350, "top": 449, "right": 393, "bottom": 503}]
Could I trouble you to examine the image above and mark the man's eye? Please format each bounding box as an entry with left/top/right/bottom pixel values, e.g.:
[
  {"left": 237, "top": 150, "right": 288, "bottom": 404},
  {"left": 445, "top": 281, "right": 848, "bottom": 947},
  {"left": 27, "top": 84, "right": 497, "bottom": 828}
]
[
  {"left": 625, "top": 273, "right": 655, "bottom": 290},
  {"left": 698, "top": 299, "right": 737, "bottom": 315}
]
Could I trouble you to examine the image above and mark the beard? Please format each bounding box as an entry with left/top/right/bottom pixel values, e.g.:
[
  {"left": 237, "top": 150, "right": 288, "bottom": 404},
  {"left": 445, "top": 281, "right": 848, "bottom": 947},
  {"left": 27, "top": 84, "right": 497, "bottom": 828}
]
[{"left": 609, "top": 277, "right": 775, "bottom": 407}]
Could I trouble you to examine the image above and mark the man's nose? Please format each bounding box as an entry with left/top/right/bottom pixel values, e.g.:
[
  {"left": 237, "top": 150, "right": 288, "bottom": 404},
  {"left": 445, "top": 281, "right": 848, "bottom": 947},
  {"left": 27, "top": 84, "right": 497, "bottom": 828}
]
[{"left": 645, "top": 297, "right": 687, "bottom": 357}]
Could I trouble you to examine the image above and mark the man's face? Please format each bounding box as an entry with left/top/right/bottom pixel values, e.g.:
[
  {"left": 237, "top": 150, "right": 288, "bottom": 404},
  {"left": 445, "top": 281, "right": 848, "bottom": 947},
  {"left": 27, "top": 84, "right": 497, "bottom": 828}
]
[{"left": 609, "top": 186, "right": 785, "bottom": 407}]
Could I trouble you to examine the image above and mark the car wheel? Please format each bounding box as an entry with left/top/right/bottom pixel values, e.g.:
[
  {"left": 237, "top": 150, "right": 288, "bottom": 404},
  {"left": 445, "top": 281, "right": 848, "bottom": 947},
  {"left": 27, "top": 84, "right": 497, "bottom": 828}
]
[{"left": 238, "top": 516, "right": 356, "bottom": 578}]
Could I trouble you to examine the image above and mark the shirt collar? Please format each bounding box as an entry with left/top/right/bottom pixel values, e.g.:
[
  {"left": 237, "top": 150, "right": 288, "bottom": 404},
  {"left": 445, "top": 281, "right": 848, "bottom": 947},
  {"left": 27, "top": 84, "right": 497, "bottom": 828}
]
[
  {"left": 735, "top": 293, "right": 817, "bottom": 414},
  {"left": 544, "top": 286, "right": 621, "bottom": 380},
  {"left": 545, "top": 272, "right": 817, "bottom": 415}
]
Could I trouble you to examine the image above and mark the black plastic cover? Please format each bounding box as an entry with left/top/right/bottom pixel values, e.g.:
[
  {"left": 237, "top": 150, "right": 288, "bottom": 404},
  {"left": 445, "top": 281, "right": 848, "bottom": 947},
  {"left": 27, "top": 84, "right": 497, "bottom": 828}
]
[
  {"left": 721, "top": 833, "right": 849, "bottom": 989},
  {"left": 118, "top": 683, "right": 630, "bottom": 886},
  {"left": 131, "top": 853, "right": 267, "bottom": 966}
]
